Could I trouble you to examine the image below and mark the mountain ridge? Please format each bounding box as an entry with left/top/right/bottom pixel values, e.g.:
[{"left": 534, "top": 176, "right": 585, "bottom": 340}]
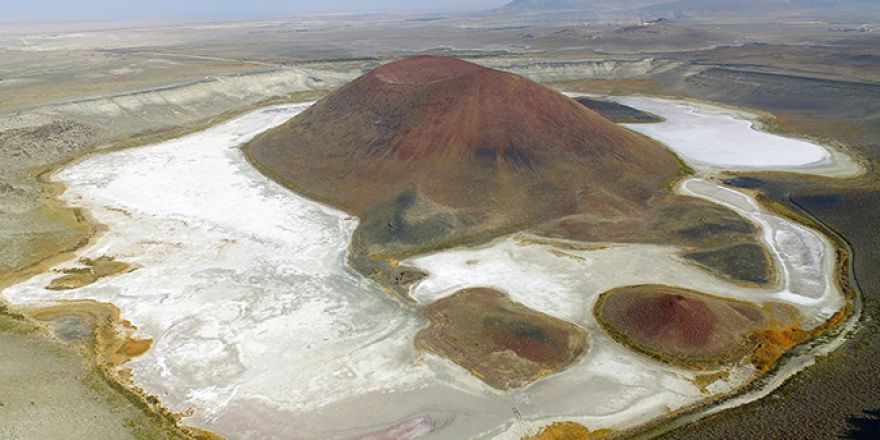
[{"left": 496, "top": 0, "right": 880, "bottom": 19}]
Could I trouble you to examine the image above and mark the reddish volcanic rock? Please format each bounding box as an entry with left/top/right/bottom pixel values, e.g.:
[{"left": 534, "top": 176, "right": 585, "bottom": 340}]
[
  {"left": 415, "top": 288, "right": 588, "bottom": 389},
  {"left": 245, "top": 56, "right": 683, "bottom": 263},
  {"left": 623, "top": 293, "right": 717, "bottom": 347},
  {"left": 337, "top": 55, "right": 647, "bottom": 163},
  {"left": 594, "top": 285, "right": 776, "bottom": 367},
  {"left": 372, "top": 55, "right": 485, "bottom": 85}
]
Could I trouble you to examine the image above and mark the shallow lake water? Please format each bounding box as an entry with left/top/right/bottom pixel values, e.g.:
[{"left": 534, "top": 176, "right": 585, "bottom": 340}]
[{"left": 1, "top": 96, "right": 853, "bottom": 439}]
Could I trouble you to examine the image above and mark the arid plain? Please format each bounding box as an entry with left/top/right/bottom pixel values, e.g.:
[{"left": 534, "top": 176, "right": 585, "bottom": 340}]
[{"left": 2, "top": 5, "right": 880, "bottom": 440}]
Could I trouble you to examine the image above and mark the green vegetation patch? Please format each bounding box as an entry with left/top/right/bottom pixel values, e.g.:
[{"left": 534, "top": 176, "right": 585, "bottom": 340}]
[
  {"left": 46, "top": 256, "right": 133, "bottom": 291},
  {"left": 0, "top": 306, "right": 39, "bottom": 335}
]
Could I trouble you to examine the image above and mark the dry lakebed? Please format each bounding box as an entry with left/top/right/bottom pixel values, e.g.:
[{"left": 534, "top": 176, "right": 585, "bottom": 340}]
[{"left": 1, "top": 95, "right": 862, "bottom": 439}]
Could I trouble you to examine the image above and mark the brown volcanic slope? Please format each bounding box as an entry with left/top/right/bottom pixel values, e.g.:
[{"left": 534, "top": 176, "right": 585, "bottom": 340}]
[
  {"left": 594, "top": 285, "right": 801, "bottom": 369},
  {"left": 416, "top": 288, "right": 588, "bottom": 390},
  {"left": 245, "top": 56, "right": 768, "bottom": 299},
  {"left": 249, "top": 56, "right": 676, "bottom": 217}
]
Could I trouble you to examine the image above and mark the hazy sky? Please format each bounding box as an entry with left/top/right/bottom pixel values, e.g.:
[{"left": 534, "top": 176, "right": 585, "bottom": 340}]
[{"left": 1, "top": 0, "right": 512, "bottom": 21}]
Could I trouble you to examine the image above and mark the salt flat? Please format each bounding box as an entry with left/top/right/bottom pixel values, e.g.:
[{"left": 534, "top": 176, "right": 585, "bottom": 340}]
[
  {"left": 2, "top": 104, "right": 439, "bottom": 438},
  {"left": 608, "top": 96, "right": 862, "bottom": 177},
  {"left": 0, "top": 96, "right": 852, "bottom": 439}
]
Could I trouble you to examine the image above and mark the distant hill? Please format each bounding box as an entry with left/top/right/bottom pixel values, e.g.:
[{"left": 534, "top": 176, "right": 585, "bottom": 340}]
[
  {"left": 497, "top": 0, "right": 880, "bottom": 19},
  {"left": 498, "top": 0, "right": 593, "bottom": 12},
  {"left": 498, "top": 1, "right": 659, "bottom": 13},
  {"left": 642, "top": 0, "right": 879, "bottom": 16},
  {"left": 550, "top": 19, "right": 733, "bottom": 50}
]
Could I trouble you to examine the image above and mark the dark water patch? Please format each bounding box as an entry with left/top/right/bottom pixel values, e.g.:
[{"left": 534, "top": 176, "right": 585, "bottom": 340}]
[
  {"left": 846, "top": 409, "right": 880, "bottom": 440},
  {"left": 722, "top": 176, "right": 764, "bottom": 189},
  {"left": 798, "top": 193, "right": 843, "bottom": 209},
  {"left": 574, "top": 96, "right": 664, "bottom": 123}
]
